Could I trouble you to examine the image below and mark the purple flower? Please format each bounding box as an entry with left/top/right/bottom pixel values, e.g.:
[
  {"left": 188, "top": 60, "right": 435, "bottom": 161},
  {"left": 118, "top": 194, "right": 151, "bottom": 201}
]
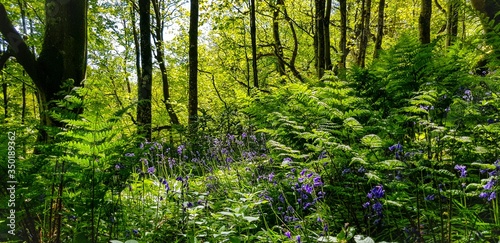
[
  {"left": 480, "top": 192, "right": 489, "bottom": 199},
  {"left": 318, "top": 150, "right": 327, "bottom": 159},
  {"left": 147, "top": 166, "right": 155, "bottom": 174},
  {"left": 284, "top": 231, "right": 291, "bottom": 239},
  {"left": 302, "top": 184, "right": 313, "bottom": 194},
  {"left": 296, "top": 235, "right": 301, "bottom": 243},
  {"left": 484, "top": 179, "right": 496, "bottom": 190},
  {"left": 177, "top": 144, "right": 185, "bottom": 155},
  {"left": 313, "top": 177, "right": 323, "bottom": 187},
  {"left": 367, "top": 185, "right": 385, "bottom": 199},
  {"left": 489, "top": 191, "right": 497, "bottom": 201},
  {"left": 425, "top": 194, "right": 435, "bottom": 201},
  {"left": 125, "top": 153, "right": 135, "bottom": 157},
  {"left": 454, "top": 164, "right": 467, "bottom": 178},
  {"left": 268, "top": 172, "right": 275, "bottom": 182},
  {"left": 372, "top": 202, "right": 383, "bottom": 215},
  {"left": 389, "top": 143, "right": 403, "bottom": 152},
  {"left": 278, "top": 193, "right": 285, "bottom": 203},
  {"left": 362, "top": 202, "right": 370, "bottom": 208}
]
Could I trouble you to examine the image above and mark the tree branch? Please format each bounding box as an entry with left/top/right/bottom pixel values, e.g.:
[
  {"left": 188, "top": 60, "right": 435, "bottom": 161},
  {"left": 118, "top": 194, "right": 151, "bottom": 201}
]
[{"left": 0, "top": 3, "right": 38, "bottom": 82}]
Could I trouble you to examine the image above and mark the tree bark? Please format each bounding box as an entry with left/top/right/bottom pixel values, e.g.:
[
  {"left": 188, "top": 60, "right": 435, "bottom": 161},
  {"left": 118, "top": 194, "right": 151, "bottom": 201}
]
[
  {"left": 137, "top": 0, "right": 153, "bottom": 140},
  {"left": 419, "top": 0, "right": 432, "bottom": 44},
  {"left": 446, "top": 0, "right": 459, "bottom": 47},
  {"left": 373, "top": 0, "right": 385, "bottom": 59},
  {"left": 250, "top": 0, "right": 259, "bottom": 88},
  {"left": 272, "top": 0, "right": 286, "bottom": 79},
  {"left": 357, "top": 0, "right": 371, "bottom": 67},
  {"left": 324, "top": 0, "right": 332, "bottom": 71},
  {"left": 338, "top": 0, "right": 348, "bottom": 74},
  {"left": 188, "top": 0, "right": 199, "bottom": 133},
  {"left": 315, "top": 0, "right": 326, "bottom": 78},
  {"left": 0, "top": 1, "right": 87, "bottom": 141}
]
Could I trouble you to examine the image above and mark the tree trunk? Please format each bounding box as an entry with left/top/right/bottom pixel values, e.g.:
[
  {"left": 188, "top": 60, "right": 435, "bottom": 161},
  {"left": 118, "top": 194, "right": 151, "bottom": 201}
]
[
  {"left": 273, "top": 0, "right": 286, "bottom": 79},
  {"left": 357, "top": 0, "right": 371, "bottom": 67},
  {"left": 338, "top": 0, "right": 348, "bottom": 75},
  {"left": 188, "top": 0, "right": 199, "bottom": 133},
  {"left": 0, "top": 1, "right": 87, "bottom": 142},
  {"left": 446, "top": 0, "right": 459, "bottom": 47},
  {"left": 137, "top": 0, "right": 153, "bottom": 140},
  {"left": 373, "top": 0, "right": 385, "bottom": 59},
  {"left": 250, "top": 0, "right": 259, "bottom": 88},
  {"left": 315, "top": 0, "right": 326, "bottom": 78},
  {"left": 152, "top": 0, "right": 180, "bottom": 126},
  {"left": 470, "top": 0, "right": 500, "bottom": 58},
  {"left": 324, "top": 0, "right": 333, "bottom": 71},
  {"left": 419, "top": 0, "right": 432, "bottom": 44}
]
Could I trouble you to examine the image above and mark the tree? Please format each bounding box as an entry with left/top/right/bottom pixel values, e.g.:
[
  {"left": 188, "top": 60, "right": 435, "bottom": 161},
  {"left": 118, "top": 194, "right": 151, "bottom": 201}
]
[
  {"left": 419, "top": 0, "right": 432, "bottom": 44},
  {"left": 137, "top": 0, "right": 153, "bottom": 140},
  {"left": 152, "top": 0, "right": 180, "bottom": 126},
  {"left": 188, "top": 0, "right": 199, "bottom": 133},
  {"left": 357, "top": 0, "right": 372, "bottom": 67},
  {"left": 446, "top": 0, "right": 459, "bottom": 47},
  {"left": 250, "top": 0, "right": 259, "bottom": 88},
  {"left": 373, "top": 0, "right": 385, "bottom": 58},
  {"left": 314, "top": 0, "right": 332, "bottom": 78},
  {"left": 272, "top": 0, "right": 286, "bottom": 79},
  {"left": 0, "top": 1, "right": 87, "bottom": 142},
  {"left": 338, "top": 0, "right": 348, "bottom": 75}
]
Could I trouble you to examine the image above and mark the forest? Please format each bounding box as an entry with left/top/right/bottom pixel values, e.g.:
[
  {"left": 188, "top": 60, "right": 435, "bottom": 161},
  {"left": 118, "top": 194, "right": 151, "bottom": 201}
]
[{"left": 1, "top": 0, "right": 500, "bottom": 242}]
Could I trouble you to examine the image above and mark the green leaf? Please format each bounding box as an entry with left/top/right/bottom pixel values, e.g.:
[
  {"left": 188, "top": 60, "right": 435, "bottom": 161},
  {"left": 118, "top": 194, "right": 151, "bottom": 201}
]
[
  {"left": 361, "top": 134, "right": 382, "bottom": 148},
  {"left": 354, "top": 235, "right": 375, "bottom": 243},
  {"left": 242, "top": 216, "right": 259, "bottom": 222}
]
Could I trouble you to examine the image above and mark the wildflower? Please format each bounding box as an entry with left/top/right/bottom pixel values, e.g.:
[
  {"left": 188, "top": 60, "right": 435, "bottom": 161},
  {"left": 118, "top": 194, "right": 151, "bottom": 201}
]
[
  {"left": 268, "top": 172, "right": 275, "bottom": 182},
  {"left": 132, "top": 229, "right": 139, "bottom": 235},
  {"left": 318, "top": 150, "right": 327, "bottom": 159},
  {"left": 296, "top": 235, "right": 301, "bottom": 243},
  {"left": 115, "top": 164, "right": 122, "bottom": 170},
  {"left": 342, "top": 168, "right": 351, "bottom": 175},
  {"left": 177, "top": 144, "right": 185, "bottom": 155},
  {"left": 302, "top": 184, "right": 313, "bottom": 194},
  {"left": 358, "top": 166, "right": 366, "bottom": 174},
  {"left": 284, "top": 231, "right": 291, "bottom": 239},
  {"left": 480, "top": 192, "right": 489, "bottom": 199},
  {"left": 389, "top": 143, "right": 403, "bottom": 152},
  {"left": 367, "top": 185, "right": 385, "bottom": 199},
  {"left": 425, "top": 194, "right": 435, "bottom": 201},
  {"left": 362, "top": 202, "right": 370, "bottom": 208},
  {"left": 484, "top": 179, "right": 496, "bottom": 190},
  {"left": 454, "top": 164, "right": 467, "bottom": 178},
  {"left": 463, "top": 89, "right": 473, "bottom": 102},
  {"left": 313, "top": 177, "right": 323, "bottom": 187},
  {"left": 445, "top": 107, "right": 450, "bottom": 112},
  {"left": 242, "top": 132, "right": 247, "bottom": 139},
  {"left": 279, "top": 193, "right": 285, "bottom": 203},
  {"left": 147, "top": 166, "right": 155, "bottom": 174},
  {"left": 372, "top": 202, "right": 383, "bottom": 215},
  {"left": 125, "top": 153, "right": 135, "bottom": 157},
  {"left": 168, "top": 157, "right": 176, "bottom": 169},
  {"left": 303, "top": 202, "right": 312, "bottom": 210},
  {"left": 489, "top": 192, "right": 497, "bottom": 201}
]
